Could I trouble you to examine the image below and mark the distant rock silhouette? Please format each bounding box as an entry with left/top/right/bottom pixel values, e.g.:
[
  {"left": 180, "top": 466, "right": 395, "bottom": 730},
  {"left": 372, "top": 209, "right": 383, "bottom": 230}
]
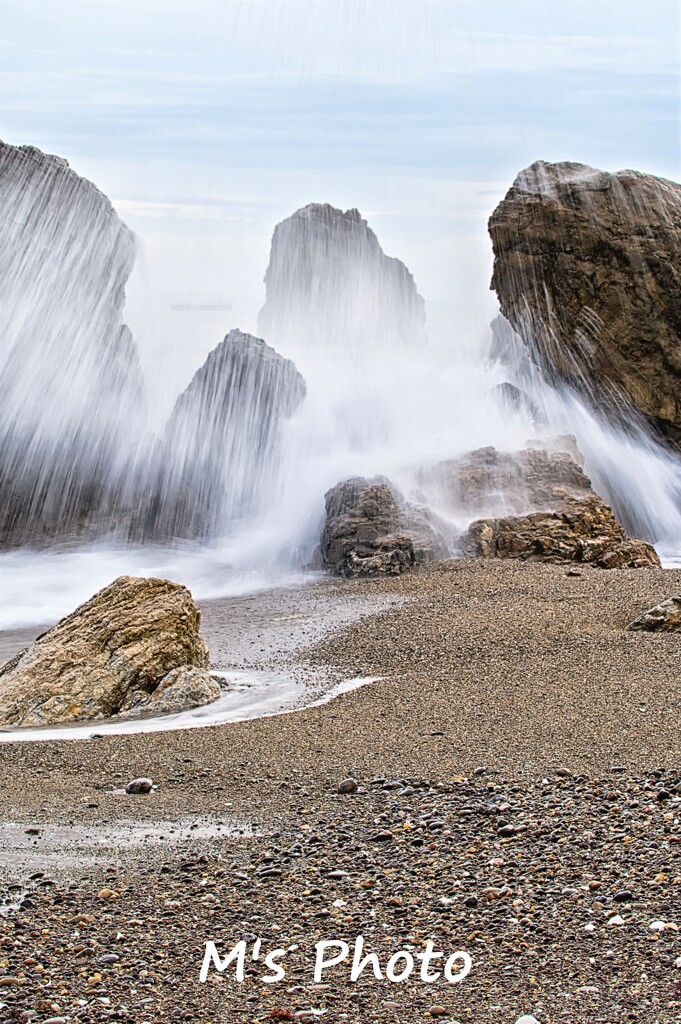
[{"left": 258, "top": 203, "right": 426, "bottom": 351}]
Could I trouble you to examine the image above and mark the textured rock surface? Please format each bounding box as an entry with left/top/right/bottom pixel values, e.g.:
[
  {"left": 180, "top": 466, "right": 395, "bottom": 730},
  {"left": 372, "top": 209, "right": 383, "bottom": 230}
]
[
  {"left": 0, "top": 576, "right": 209, "bottom": 726},
  {"left": 139, "top": 330, "right": 306, "bottom": 539},
  {"left": 120, "top": 667, "right": 222, "bottom": 717},
  {"left": 489, "top": 160, "right": 681, "bottom": 449},
  {"left": 462, "top": 496, "right": 660, "bottom": 569},
  {"left": 0, "top": 141, "right": 147, "bottom": 548},
  {"left": 628, "top": 595, "right": 681, "bottom": 632},
  {"left": 320, "top": 477, "right": 448, "bottom": 577},
  {"left": 258, "top": 203, "right": 426, "bottom": 350}
]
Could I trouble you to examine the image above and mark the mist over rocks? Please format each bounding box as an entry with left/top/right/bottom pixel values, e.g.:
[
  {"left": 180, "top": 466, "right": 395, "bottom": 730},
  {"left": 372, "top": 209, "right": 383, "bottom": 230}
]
[
  {"left": 0, "top": 141, "right": 146, "bottom": 548},
  {"left": 258, "top": 203, "right": 427, "bottom": 351},
  {"left": 489, "top": 159, "right": 681, "bottom": 451},
  {"left": 321, "top": 439, "right": 660, "bottom": 576},
  {"left": 137, "top": 329, "right": 307, "bottom": 540},
  {"left": 0, "top": 576, "right": 209, "bottom": 727},
  {"left": 417, "top": 440, "right": 591, "bottom": 520}
]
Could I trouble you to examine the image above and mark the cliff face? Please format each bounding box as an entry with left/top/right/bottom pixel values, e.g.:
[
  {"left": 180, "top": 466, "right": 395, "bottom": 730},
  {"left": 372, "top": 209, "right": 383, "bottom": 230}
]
[
  {"left": 488, "top": 160, "right": 681, "bottom": 451},
  {"left": 258, "top": 203, "right": 426, "bottom": 351},
  {"left": 0, "top": 141, "right": 146, "bottom": 546},
  {"left": 139, "top": 330, "right": 306, "bottom": 539}
]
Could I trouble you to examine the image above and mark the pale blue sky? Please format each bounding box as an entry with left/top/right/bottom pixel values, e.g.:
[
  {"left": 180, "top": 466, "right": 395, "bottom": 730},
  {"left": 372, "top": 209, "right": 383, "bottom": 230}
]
[{"left": 1, "top": 0, "right": 679, "bottom": 405}]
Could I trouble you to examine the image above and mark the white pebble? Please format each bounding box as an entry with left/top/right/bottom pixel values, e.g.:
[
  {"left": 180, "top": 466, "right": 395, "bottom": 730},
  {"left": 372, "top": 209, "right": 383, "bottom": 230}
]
[{"left": 607, "top": 914, "right": 625, "bottom": 926}]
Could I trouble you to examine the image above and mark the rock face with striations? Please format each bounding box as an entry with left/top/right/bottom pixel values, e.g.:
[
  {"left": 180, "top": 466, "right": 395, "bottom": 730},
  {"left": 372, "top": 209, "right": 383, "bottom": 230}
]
[
  {"left": 138, "top": 330, "right": 306, "bottom": 539},
  {"left": 0, "top": 141, "right": 147, "bottom": 548},
  {"left": 489, "top": 161, "right": 681, "bottom": 450},
  {"left": 320, "top": 477, "right": 449, "bottom": 577},
  {"left": 258, "top": 204, "right": 426, "bottom": 351},
  {"left": 0, "top": 576, "right": 210, "bottom": 727},
  {"left": 462, "top": 496, "right": 660, "bottom": 569}
]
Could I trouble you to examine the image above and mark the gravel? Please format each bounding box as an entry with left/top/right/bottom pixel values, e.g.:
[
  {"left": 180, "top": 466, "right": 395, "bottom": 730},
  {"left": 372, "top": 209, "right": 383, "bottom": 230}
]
[{"left": 0, "top": 559, "right": 679, "bottom": 1023}]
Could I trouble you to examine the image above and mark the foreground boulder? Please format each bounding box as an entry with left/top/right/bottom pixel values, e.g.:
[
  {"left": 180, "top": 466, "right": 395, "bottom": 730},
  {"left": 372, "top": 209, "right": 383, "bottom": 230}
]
[
  {"left": 462, "top": 496, "right": 660, "bottom": 569},
  {"left": 119, "top": 667, "right": 222, "bottom": 718},
  {"left": 320, "top": 477, "right": 448, "bottom": 577},
  {"left": 0, "top": 576, "right": 209, "bottom": 727},
  {"left": 489, "top": 160, "right": 681, "bottom": 450},
  {"left": 258, "top": 203, "right": 426, "bottom": 351},
  {"left": 628, "top": 596, "right": 681, "bottom": 632}
]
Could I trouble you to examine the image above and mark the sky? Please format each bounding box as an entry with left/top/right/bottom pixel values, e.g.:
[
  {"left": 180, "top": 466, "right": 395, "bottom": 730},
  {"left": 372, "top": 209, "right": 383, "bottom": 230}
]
[{"left": 1, "top": 0, "right": 679, "bottom": 411}]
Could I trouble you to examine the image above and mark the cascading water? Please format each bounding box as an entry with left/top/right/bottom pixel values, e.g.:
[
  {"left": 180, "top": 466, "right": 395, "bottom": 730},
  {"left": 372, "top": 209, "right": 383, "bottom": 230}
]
[
  {"left": 0, "top": 149, "right": 679, "bottom": 632},
  {"left": 0, "top": 143, "right": 147, "bottom": 547}
]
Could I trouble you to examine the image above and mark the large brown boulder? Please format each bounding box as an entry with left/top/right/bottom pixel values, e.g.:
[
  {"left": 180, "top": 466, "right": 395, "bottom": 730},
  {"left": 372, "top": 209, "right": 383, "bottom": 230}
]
[
  {"left": 0, "top": 576, "right": 210, "bottom": 727},
  {"left": 320, "top": 477, "right": 448, "bottom": 577},
  {"left": 462, "top": 495, "right": 660, "bottom": 569},
  {"left": 489, "top": 160, "right": 681, "bottom": 450}
]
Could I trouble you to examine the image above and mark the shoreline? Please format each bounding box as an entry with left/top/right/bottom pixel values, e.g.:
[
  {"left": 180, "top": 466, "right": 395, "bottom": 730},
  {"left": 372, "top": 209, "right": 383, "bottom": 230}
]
[{"left": 0, "top": 560, "right": 679, "bottom": 1023}]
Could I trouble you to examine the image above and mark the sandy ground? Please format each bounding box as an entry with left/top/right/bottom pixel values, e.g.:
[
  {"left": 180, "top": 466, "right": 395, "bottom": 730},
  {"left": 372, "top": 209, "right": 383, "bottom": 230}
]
[{"left": 0, "top": 560, "right": 679, "bottom": 1024}]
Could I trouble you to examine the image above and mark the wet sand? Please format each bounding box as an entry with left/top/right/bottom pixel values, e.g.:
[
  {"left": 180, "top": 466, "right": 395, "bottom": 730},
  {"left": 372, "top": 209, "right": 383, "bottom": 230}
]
[{"left": 0, "top": 560, "right": 679, "bottom": 1023}]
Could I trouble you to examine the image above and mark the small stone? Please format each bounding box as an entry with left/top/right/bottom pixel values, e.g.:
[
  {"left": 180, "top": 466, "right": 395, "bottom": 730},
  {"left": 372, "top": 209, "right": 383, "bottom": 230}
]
[
  {"left": 429, "top": 1008, "right": 448, "bottom": 1018},
  {"left": 370, "top": 831, "right": 393, "bottom": 842},
  {"left": 497, "top": 824, "right": 515, "bottom": 837},
  {"left": 514, "top": 1017, "right": 540, "bottom": 1024},
  {"left": 473, "top": 766, "right": 486, "bottom": 776},
  {"left": 97, "top": 888, "right": 118, "bottom": 900},
  {"left": 607, "top": 914, "right": 625, "bottom": 926},
  {"left": 463, "top": 895, "right": 478, "bottom": 908},
  {"left": 125, "top": 777, "right": 153, "bottom": 794},
  {"left": 614, "top": 890, "right": 633, "bottom": 902},
  {"left": 337, "top": 778, "right": 358, "bottom": 794}
]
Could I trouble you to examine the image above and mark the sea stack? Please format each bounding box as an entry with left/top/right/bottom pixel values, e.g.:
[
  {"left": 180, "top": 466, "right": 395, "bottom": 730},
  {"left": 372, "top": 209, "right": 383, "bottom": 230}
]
[
  {"left": 258, "top": 203, "right": 427, "bottom": 351},
  {"left": 0, "top": 141, "right": 146, "bottom": 547},
  {"left": 488, "top": 160, "right": 681, "bottom": 451},
  {"left": 140, "top": 330, "right": 307, "bottom": 539}
]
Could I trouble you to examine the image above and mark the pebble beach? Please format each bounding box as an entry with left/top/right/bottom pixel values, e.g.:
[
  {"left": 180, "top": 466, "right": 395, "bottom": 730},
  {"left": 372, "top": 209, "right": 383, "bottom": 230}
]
[{"left": 0, "top": 560, "right": 680, "bottom": 1023}]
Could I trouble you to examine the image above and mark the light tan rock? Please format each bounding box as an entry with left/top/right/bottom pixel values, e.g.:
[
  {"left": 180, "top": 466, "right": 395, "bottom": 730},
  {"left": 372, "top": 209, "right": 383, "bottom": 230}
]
[
  {"left": 0, "top": 576, "right": 209, "bottom": 726},
  {"left": 462, "top": 495, "right": 661, "bottom": 569},
  {"left": 628, "top": 596, "right": 681, "bottom": 632},
  {"left": 121, "top": 666, "right": 222, "bottom": 717}
]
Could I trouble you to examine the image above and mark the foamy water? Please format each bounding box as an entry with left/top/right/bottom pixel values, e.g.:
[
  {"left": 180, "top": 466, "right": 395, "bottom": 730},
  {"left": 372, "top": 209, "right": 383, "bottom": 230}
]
[
  {"left": 1, "top": 341, "right": 679, "bottom": 633},
  {"left": 0, "top": 671, "right": 378, "bottom": 743}
]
